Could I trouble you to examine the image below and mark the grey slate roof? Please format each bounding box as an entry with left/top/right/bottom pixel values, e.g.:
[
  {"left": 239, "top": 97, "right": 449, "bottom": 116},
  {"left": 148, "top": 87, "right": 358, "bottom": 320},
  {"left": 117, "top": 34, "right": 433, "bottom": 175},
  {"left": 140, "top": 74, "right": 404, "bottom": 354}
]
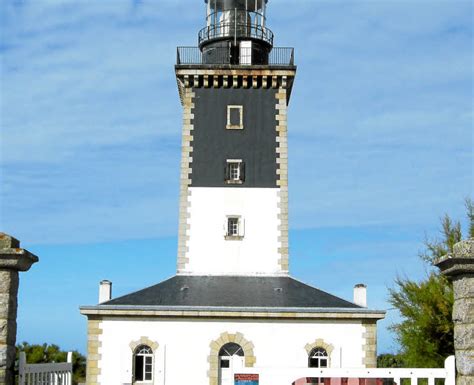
[{"left": 102, "top": 275, "right": 361, "bottom": 309}]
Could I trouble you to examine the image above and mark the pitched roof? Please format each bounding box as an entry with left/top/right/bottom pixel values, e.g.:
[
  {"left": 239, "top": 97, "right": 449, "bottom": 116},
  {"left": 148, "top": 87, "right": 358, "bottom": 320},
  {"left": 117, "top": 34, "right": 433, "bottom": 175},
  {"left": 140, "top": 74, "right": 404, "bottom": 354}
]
[{"left": 102, "top": 275, "right": 361, "bottom": 309}]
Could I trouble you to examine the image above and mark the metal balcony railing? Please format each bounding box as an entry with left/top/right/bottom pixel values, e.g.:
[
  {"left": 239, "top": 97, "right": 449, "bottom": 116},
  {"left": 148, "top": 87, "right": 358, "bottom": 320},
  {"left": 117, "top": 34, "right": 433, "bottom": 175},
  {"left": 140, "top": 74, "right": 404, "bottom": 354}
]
[
  {"left": 198, "top": 22, "right": 274, "bottom": 46},
  {"left": 176, "top": 46, "right": 295, "bottom": 66}
]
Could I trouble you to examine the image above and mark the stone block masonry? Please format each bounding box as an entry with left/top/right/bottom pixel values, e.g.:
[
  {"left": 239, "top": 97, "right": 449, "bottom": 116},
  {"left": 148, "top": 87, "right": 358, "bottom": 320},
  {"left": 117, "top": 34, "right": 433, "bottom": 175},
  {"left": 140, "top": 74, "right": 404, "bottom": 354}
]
[
  {"left": 176, "top": 86, "right": 195, "bottom": 273},
  {"left": 86, "top": 318, "right": 103, "bottom": 385},
  {"left": 0, "top": 233, "right": 38, "bottom": 385},
  {"left": 275, "top": 80, "right": 289, "bottom": 273},
  {"left": 436, "top": 238, "right": 474, "bottom": 385},
  {"left": 362, "top": 321, "right": 377, "bottom": 368}
]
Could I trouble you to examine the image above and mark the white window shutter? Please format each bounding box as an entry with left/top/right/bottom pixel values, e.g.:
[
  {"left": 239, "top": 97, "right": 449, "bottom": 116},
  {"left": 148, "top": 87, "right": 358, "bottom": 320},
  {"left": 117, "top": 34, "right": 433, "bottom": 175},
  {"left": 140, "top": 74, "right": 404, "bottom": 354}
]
[
  {"left": 223, "top": 219, "right": 228, "bottom": 236},
  {"left": 240, "top": 218, "right": 245, "bottom": 237}
]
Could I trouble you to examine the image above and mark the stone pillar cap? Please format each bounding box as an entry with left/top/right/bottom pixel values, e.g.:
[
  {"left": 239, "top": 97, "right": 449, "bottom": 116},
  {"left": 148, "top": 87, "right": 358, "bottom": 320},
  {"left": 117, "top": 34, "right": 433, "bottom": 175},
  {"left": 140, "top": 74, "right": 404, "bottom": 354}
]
[
  {"left": 435, "top": 238, "right": 474, "bottom": 277},
  {"left": 0, "top": 233, "right": 39, "bottom": 272}
]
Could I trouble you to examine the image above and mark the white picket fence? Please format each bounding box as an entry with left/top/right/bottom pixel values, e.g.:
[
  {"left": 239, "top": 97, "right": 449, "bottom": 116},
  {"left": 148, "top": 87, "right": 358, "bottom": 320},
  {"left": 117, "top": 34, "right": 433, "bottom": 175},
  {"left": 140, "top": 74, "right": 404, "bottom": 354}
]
[
  {"left": 18, "top": 351, "right": 73, "bottom": 385},
  {"left": 232, "top": 355, "right": 455, "bottom": 385}
]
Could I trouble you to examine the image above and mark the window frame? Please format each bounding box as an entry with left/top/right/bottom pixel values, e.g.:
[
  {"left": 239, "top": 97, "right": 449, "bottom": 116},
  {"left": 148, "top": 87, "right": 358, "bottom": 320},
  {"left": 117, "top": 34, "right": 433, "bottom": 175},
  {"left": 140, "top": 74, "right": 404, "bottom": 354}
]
[
  {"left": 133, "top": 345, "right": 154, "bottom": 383},
  {"left": 308, "top": 347, "right": 329, "bottom": 368},
  {"left": 225, "top": 215, "right": 244, "bottom": 240},
  {"left": 239, "top": 41, "right": 252, "bottom": 65},
  {"left": 307, "top": 347, "right": 329, "bottom": 385},
  {"left": 226, "top": 105, "right": 244, "bottom": 130},
  {"left": 225, "top": 159, "right": 245, "bottom": 185}
]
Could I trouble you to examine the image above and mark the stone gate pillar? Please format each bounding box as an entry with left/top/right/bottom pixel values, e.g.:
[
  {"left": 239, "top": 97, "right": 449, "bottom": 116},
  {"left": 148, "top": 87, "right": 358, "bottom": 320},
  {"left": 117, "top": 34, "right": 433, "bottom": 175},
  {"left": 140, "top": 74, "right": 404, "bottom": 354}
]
[
  {"left": 436, "top": 238, "right": 474, "bottom": 385},
  {"left": 0, "top": 233, "right": 38, "bottom": 385}
]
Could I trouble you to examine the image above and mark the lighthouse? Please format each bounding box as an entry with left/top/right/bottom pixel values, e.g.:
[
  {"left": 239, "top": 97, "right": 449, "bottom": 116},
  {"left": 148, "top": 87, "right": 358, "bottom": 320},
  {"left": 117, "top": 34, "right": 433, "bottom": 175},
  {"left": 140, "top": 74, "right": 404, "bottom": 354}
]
[
  {"left": 175, "top": 0, "right": 294, "bottom": 276},
  {"left": 80, "top": 2, "right": 385, "bottom": 385}
]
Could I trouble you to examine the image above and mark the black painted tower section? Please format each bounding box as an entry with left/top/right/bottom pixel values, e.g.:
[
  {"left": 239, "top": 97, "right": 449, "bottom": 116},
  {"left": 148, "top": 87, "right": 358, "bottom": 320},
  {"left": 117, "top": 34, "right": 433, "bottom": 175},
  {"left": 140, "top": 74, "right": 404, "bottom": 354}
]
[{"left": 191, "top": 88, "right": 278, "bottom": 188}]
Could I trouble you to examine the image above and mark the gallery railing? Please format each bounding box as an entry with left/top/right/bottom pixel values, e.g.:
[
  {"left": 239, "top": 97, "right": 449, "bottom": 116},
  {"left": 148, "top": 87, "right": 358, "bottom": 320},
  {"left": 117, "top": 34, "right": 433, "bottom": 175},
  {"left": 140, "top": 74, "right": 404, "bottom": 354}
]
[
  {"left": 176, "top": 46, "right": 294, "bottom": 66},
  {"left": 198, "top": 22, "right": 274, "bottom": 46}
]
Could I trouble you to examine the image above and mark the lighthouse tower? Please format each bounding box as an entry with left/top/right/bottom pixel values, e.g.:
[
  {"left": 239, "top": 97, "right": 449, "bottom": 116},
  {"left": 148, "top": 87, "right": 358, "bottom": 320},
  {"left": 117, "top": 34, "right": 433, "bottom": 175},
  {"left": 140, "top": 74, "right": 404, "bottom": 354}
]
[
  {"left": 175, "top": 0, "right": 295, "bottom": 276},
  {"left": 81, "top": 3, "right": 385, "bottom": 384}
]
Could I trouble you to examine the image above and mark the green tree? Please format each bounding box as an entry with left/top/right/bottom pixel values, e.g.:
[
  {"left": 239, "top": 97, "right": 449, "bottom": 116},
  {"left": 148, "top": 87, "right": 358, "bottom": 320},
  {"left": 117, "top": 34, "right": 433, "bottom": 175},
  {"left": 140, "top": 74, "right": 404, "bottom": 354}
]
[
  {"left": 388, "top": 199, "right": 473, "bottom": 368},
  {"left": 377, "top": 353, "right": 404, "bottom": 368},
  {"left": 16, "top": 342, "right": 86, "bottom": 385}
]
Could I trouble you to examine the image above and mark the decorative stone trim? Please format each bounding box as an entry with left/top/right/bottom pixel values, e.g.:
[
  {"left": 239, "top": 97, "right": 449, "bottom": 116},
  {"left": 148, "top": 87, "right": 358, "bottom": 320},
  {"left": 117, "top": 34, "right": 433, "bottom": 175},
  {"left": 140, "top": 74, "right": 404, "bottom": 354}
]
[
  {"left": 80, "top": 307, "right": 386, "bottom": 320},
  {"left": 226, "top": 105, "right": 244, "bottom": 130},
  {"left": 207, "top": 332, "right": 256, "bottom": 385},
  {"left": 176, "top": 86, "right": 195, "bottom": 273},
  {"left": 362, "top": 320, "right": 377, "bottom": 368},
  {"left": 304, "top": 339, "right": 335, "bottom": 366},
  {"left": 129, "top": 337, "right": 159, "bottom": 352},
  {"left": 86, "top": 318, "right": 103, "bottom": 385},
  {"left": 176, "top": 71, "right": 296, "bottom": 105},
  {"left": 276, "top": 81, "right": 289, "bottom": 273}
]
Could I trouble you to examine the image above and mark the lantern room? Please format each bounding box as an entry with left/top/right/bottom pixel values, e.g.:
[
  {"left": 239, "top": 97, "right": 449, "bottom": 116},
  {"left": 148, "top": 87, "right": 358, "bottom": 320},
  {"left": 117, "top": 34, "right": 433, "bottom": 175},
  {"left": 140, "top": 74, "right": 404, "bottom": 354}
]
[{"left": 199, "top": 0, "right": 274, "bottom": 65}]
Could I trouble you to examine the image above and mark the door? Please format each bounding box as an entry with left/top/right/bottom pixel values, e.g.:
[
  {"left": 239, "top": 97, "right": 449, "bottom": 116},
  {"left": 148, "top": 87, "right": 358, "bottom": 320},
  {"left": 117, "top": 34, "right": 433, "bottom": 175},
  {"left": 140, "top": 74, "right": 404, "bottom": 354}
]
[{"left": 219, "top": 353, "right": 245, "bottom": 385}]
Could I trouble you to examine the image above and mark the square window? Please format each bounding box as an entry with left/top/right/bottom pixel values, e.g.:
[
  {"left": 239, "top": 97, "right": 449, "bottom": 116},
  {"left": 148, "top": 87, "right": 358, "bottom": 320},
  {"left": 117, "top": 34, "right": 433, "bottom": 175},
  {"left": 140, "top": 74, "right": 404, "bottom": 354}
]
[
  {"left": 230, "top": 163, "right": 239, "bottom": 179},
  {"left": 225, "top": 216, "right": 244, "bottom": 240},
  {"left": 220, "top": 359, "right": 230, "bottom": 368},
  {"left": 225, "top": 159, "right": 245, "bottom": 184},
  {"left": 226, "top": 105, "right": 243, "bottom": 130}
]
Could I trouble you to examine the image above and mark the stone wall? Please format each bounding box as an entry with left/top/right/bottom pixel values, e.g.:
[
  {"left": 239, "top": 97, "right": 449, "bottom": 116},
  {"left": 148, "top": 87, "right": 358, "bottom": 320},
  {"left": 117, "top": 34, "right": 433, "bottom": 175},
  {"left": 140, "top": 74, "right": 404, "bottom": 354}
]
[
  {"left": 436, "top": 238, "right": 474, "bottom": 385},
  {"left": 0, "top": 234, "right": 38, "bottom": 385},
  {"left": 0, "top": 270, "right": 19, "bottom": 385}
]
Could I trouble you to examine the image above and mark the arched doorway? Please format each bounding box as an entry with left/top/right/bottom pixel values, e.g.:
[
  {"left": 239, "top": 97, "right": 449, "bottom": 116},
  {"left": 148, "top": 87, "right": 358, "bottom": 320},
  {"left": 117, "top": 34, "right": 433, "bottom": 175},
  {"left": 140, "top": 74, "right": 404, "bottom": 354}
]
[{"left": 218, "top": 342, "right": 245, "bottom": 385}]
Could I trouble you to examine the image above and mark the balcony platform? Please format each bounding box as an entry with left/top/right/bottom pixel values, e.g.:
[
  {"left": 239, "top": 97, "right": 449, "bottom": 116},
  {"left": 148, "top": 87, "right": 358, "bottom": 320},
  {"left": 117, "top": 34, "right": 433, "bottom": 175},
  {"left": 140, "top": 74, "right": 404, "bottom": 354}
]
[{"left": 177, "top": 46, "right": 295, "bottom": 67}]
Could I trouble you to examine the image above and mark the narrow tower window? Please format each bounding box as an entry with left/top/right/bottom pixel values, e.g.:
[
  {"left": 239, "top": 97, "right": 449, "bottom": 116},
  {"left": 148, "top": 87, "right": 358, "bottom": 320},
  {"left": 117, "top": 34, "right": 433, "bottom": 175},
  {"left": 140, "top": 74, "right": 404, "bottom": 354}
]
[
  {"left": 225, "top": 159, "right": 245, "bottom": 184},
  {"left": 240, "top": 41, "right": 252, "bottom": 65},
  {"left": 228, "top": 217, "right": 239, "bottom": 236},
  {"left": 226, "top": 105, "right": 244, "bottom": 129}
]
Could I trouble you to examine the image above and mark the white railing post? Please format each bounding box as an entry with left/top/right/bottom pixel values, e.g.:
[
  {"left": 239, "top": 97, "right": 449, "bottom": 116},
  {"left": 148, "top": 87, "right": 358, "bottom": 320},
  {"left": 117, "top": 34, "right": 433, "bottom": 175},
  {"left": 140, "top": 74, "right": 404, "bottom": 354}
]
[
  {"left": 18, "top": 352, "right": 26, "bottom": 385},
  {"left": 67, "top": 352, "right": 73, "bottom": 385},
  {"left": 64, "top": 352, "right": 72, "bottom": 385},
  {"left": 445, "top": 355, "right": 456, "bottom": 385}
]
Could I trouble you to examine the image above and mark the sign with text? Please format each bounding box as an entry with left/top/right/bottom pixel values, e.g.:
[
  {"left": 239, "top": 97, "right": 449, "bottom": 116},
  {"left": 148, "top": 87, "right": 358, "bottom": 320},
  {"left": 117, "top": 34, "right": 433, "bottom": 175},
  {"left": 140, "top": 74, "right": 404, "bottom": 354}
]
[{"left": 235, "top": 373, "right": 259, "bottom": 385}]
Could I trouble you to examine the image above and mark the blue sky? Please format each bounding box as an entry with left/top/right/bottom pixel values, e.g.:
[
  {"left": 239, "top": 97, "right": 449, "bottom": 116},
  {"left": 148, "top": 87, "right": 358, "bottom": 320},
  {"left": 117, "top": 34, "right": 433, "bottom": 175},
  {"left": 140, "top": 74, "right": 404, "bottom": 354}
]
[{"left": 1, "top": 0, "right": 472, "bottom": 355}]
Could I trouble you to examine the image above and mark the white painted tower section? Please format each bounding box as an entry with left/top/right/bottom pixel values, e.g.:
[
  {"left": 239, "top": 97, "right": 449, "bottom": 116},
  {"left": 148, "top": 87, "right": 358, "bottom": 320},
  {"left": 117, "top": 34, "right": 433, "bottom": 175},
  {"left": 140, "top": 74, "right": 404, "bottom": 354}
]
[{"left": 183, "top": 187, "right": 282, "bottom": 275}]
